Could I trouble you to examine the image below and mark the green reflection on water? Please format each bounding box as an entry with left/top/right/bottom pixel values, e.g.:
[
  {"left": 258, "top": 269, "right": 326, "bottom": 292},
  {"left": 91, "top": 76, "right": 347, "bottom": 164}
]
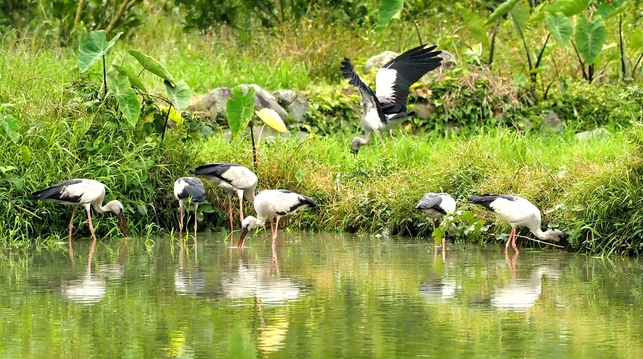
[{"left": 1, "top": 232, "right": 643, "bottom": 358}]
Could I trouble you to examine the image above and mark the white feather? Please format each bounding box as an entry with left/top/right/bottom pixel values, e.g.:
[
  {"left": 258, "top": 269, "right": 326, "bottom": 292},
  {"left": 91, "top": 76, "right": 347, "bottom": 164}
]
[{"left": 375, "top": 67, "right": 397, "bottom": 100}]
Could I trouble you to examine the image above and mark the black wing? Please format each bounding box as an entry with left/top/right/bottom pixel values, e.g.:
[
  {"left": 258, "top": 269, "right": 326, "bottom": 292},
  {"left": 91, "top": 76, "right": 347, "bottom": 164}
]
[
  {"left": 176, "top": 177, "right": 206, "bottom": 202},
  {"left": 416, "top": 193, "right": 445, "bottom": 214},
  {"left": 376, "top": 44, "right": 442, "bottom": 113},
  {"left": 468, "top": 194, "right": 518, "bottom": 211},
  {"left": 341, "top": 58, "right": 388, "bottom": 124},
  {"left": 30, "top": 179, "right": 84, "bottom": 202}
]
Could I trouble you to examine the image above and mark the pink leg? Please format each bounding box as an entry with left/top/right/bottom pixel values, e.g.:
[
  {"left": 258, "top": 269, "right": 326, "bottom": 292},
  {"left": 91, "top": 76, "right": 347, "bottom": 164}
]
[
  {"left": 505, "top": 228, "right": 515, "bottom": 254},
  {"left": 228, "top": 197, "right": 234, "bottom": 245},
  {"left": 86, "top": 208, "right": 98, "bottom": 245},
  {"left": 512, "top": 230, "right": 520, "bottom": 254},
  {"left": 269, "top": 218, "right": 276, "bottom": 239},
  {"left": 442, "top": 239, "right": 446, "bottom": 262},
  {"left": 238, "top": 195, "right": 244, "bottom": 223},
  {"left": 273, "top": 217, "right": 281, "bottom": 244},
  {"left": 178, "top": 205, "right": 185, "bottom": 238},
  {"left": 68, "top": 206, "right": 77, "bottom": 258},
  {"left": 193, "top": 204, "right": 198, "bottom": 243}
]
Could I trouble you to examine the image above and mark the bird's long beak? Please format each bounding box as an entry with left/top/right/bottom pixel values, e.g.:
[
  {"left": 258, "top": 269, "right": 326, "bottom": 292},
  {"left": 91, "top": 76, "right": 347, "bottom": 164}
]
[
  {"left": 117, "top": 212, "right": 130, "bottom": 238},
  {"left": 238, "top": 228, "right": 248, "bottom": 248}
]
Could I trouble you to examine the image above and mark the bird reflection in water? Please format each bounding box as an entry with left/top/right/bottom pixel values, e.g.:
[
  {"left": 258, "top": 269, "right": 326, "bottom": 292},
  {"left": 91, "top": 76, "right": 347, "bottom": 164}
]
[{"left": 490, "top": 265, "right": 562, "bottom": 312}]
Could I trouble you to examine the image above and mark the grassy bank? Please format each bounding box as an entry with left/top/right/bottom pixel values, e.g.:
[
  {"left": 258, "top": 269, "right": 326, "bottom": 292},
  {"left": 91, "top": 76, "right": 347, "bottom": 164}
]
[{"left": 1, "top": 15, "right": 643, "bottom": 255}]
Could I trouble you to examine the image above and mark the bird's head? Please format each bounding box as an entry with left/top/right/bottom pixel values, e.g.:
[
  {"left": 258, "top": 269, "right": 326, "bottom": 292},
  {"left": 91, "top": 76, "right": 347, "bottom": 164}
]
[
  {"left": 105, "top": 200, "right": 130, "bottom": 238},
  {"left": 350, "top": 138, "right": 362, "bottom": 155},
  {"left": 239, "top": 216, "right": 262, "bottom": 247},
  {"left": 544, "top": 229, "right": 565, "bottom": 243}
]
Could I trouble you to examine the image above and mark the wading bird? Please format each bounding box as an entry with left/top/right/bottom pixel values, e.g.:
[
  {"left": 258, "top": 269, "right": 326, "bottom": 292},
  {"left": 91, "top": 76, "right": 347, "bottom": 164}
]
[
  {"left": 239, "top": 189, "right": 317, "bottom": 248},
  {"left": 341, "top": 44, "right": 443, "bottom": 154},
  {"left": 174, "top": 177, "right": 206, "bottom": 239},
  {"left": 30, "top": 179, "right": 130, "bottom": 250},
  {"left": 416, "top": 192, "right": 456, "bottom": 256},
  {"left": 190, "top": 163, "right": 258, "bottom": 235},
  {"left": 468, "top": 194, "right": 564, "bottom": 254}
]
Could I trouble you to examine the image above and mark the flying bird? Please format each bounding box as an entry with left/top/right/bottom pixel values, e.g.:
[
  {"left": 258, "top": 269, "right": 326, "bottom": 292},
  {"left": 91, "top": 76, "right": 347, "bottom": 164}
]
[
  {"left": 341, "top": 44, "right": 443, "bottom": 154},
  {"left": 239, "top": 189, "right": 317, "bottom": 248},
  {"left": 190, "top": 163, "right": 258, "bottom": 235},
  {"left": 174, "top": 177, "right": 206, "bottom": 239},
  {"left": 468, "top": 194, "right": 564, "bottom": 254},
  {"left": 30, "top": 179, "right": 130, "bottom": 249}
]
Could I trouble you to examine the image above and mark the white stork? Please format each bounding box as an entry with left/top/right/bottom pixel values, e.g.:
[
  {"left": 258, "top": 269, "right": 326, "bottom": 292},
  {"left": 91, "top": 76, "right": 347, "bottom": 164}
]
[
  {"left": 190, "top": 163, "right": 258, "bottom": 235},
  {"left": 173, "top": 177, "right": 206, "bottom": 239},
  {"left": 468, "top": 194, "right": 564, "bottom": 254},
  {"left": 416, "top": 192, "right": 456, "bottom": 255},
  {"left": 341, "top": 44, "right": 443, "bottom": 154},
  {"left": 30, "top": 179, "right": 130, "bottom": 249},
  {"left": 239, "top": 189, "right": 317, "bottom": 248}
]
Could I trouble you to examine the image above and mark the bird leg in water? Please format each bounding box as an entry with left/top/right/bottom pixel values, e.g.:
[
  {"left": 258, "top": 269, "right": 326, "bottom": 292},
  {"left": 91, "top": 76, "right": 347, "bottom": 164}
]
[
  {"left": 269, "top": 218, "right": 276, "bottom": 239},
  {"left": 238, "top": 195, "right": 244, "bottom": 223},
  {"left": 273, "top": 217, "right": 282, "bottom": 244},
  {"left": 68, "top": 206, "right": 77, "bottom": 249},
  {"left": 193, "top": 203, "right": 198, "bottom": 243},
  {"left": 85, "top": 208, "right": 98, "bottom": 245},
  {"left": 228, "top": 196, "right": 234, "bottom": 244},
  {"left": 178, "top": 205, "right": 184, "bottom": 238},
  {"left": 505, "top": 228, "right": 519, "bottom": 254}
]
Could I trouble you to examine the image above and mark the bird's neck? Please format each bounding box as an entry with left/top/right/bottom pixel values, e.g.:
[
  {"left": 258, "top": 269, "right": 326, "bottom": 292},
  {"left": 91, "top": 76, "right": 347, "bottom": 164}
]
[{"left": 530, "top": 228, "right": 555, "bottom": 241}]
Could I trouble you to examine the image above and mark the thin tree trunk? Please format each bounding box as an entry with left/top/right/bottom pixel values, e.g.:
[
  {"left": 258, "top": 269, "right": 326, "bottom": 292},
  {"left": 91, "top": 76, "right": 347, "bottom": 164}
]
[
  {"left": 619, "top": 13, "right": 627, "bottom": 80},
  {"left": 105, "top": 0, "right": 132, "bottom": 35},
  {"left": 74, "top": 0, "right": 86, "bottom": 25}
]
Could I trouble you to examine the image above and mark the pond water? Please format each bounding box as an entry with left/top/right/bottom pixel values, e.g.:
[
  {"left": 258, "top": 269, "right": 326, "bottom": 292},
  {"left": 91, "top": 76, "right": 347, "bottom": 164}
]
[{"left": 1, "top": 232, "right": 643, "bottom": 358}]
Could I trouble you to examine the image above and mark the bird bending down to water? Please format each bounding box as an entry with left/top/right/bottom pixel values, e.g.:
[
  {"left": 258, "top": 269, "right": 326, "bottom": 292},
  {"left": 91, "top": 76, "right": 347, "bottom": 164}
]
[
  {"left": 174, "top": 177, "right": 206, "bottom": 239},
  {"left": 30, "top": 179, "right": 130, "bottom": 250},
  {"left": 467, "top": 194, "right": 564, "bottom": 254},
  {"left": 239, "top": 189, "right": 317, "bottom": 248},
  {"left": 341, "top": 44, "right": 443, "bottom": 154},
  {"left": 416, "top": 192, "right": 456, "bottom": 255},
  {"left": 190, "top": 163, "right": 258, "bottom": 235}
]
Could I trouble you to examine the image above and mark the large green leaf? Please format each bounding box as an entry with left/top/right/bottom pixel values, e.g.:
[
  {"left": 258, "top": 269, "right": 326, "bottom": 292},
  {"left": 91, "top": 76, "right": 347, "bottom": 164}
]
[
  {"left": 509, "top": 1, "right": 530, "bottom": 36},
  {"left": 79, "top": 30, "right": 123, "bottom": 73},
  {"left": 596, "top": 0, "right": 631, "bottom": 20},
  {"left": 575, "top": 14, "right": 607, "bottom": 65},
  {"left": 128, "top": 49, "right": 176, "bottom": 85},
  {"left": 533, "top": 0, "right": 591, "bottom": 21},
  {"left": 486, "top": 0, "right": 520, "bottom": 25},
  {"left": 226, "top": 86, "right": 256, "bottom": 138},
  {"left": 0, "top": 113, "right": 19, "bottom": 143},
  {"left": 114, "top": 65, "right": 148, "bottom": 93},
  {"left": 545, "top": 12, "right": 573, "bottom": 46},
  {"left": 461, "top": 8, "right": 489, "bottom": 49},
  {"left": 164, "top": 80, "right": 192, "bottom": 113},
  {"left": 376, "top": 0, "right": 404, "bottom": 35},
  {"left": 107, "top": 72, "right": 141, "bottom": 126}
]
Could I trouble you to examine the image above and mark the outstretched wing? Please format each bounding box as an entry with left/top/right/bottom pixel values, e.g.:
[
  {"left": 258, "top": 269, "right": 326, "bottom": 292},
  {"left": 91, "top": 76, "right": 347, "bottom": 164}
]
[
  {"left": 375, "top": 44, "right": 442, "bottom": 114},
  {"left": 341, "top": 58, "right": 387, "bottom": 124}
]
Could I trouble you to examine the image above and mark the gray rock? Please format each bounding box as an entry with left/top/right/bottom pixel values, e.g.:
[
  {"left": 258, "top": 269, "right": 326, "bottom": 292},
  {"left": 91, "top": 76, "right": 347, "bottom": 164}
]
[
  {"left": 272, "top": 90, "right": 297, "bottom": 105},
  {"left": 194, "top": 84, "right": 288, "bottom": 121},
  {"left": 363, "top": 51, "right": 398, "bottom": 73},
  {"left": 438, "top": 50, "right": 457, "bottom": 68},
  {"left": 540, "top": 110, "right": 565, "bottom": 133},
  {"left": 574, "top": 128, "right": 609, "bottom": 141}
]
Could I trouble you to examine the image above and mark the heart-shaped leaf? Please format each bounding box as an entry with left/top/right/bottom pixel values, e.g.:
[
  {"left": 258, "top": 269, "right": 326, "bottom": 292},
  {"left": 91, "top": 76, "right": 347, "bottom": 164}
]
[
  {"left": 20, "top": 145, "right": 31, "bottom": 166},
  {"left": 0, "top": 113, "right": 19, "bottom": 143},
  {"left": 226, "top": 86, "right": 256, "bottom": 138},
  {"left": 486, "top": 0, "right": 520, "bottom": 25},
  {"left": 128, "top": 49, "right": 176, "bottom": 85},
  {"left": 107, "top": 72, "right": 141, "bottom": 126},
  {"left": 376, "top": 0, "right": 404, "bottom": 35},
  {"left": 114, "top": 64, "right": 147, "bottom": 92},
  {"left": 255, "top": 108, "right": 288, "bottom": 133},
  {"left": 164, "top": 80, "right": 192, "bottom": 113},
  {"left": 575, "top": 14, "right": 607, "bottom": 65},
  {"left": 79, "top": 30, "right": 123, "bottom": 73},
  {"left": 545, "top": 12, "right": 573, "bottom": 46}
]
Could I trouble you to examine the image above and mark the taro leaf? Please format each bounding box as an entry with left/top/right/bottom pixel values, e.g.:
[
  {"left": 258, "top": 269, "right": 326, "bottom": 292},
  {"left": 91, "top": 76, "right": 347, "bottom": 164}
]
[
  {"left": 509, "top": 1, "right": 530, "bottom": 36},
  {"left": 164, "top": 80, "right": 192, "bottom": 113},
  {"left": 128, "top": 49, "right": 176, "bottom": 85},
  {"left": 486, "top": 0, "right": 520, "bottom": 25},
  {"left": 575, "top": 14, "right": 607, "bottom": 65},
  {"left": 461, "top": 8, "right": 489, "bottom": 49},
  {"left": 107, "top": 72, "right": 141, "bottom": 126},
  {"left": 161, "top": 106, "right": 184, "bottom": 125},
  {"left": 79, "top": 31, "right": 123, "bottom": 73},
  {"left": 596, "top": 0, "right": 631, "bottom": 20},
  {"left": 20, "top": 145, "right": 31, "bottom": 166},
  {"left": 0, "top": 113, "right": 19, "bottom": 143},
  {"left": 432, "top": 225, "right": 447, "bottom": 246},
  {"left": 255, "top": 108, "right": 287, "bottom": 132},
  {"left": 376, "top": 0, "right": 404, "bottom": 36},
  {"left": 114, "top": 64, "right": 147, "bottom": 92},
  {"left": 226, "top": 86, "right": 256, "bottom": 138},
  {"left": 556, "top": 0, "right": 592, "bottom": 17},
  {"left": 545, "top": 12, "right": 573, "bottom": 46}
]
